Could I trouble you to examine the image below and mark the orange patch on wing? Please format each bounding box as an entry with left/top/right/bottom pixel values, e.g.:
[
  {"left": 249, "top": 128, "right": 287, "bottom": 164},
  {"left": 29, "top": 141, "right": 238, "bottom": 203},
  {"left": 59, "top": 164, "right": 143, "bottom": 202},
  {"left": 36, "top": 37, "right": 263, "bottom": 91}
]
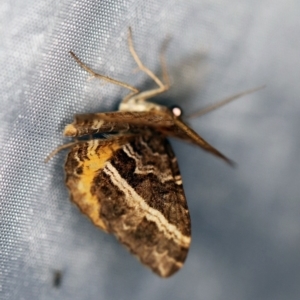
[{"left": 69, "top": 140, "right": 124, "bottom": 231}]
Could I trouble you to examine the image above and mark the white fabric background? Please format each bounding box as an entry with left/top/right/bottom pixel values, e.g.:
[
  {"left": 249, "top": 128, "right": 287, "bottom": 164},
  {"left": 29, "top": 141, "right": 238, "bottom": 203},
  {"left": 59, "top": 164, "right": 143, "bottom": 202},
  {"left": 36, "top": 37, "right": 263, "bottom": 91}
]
[{"left": 1, "top": 0, "right": 299, "bottom": 299}]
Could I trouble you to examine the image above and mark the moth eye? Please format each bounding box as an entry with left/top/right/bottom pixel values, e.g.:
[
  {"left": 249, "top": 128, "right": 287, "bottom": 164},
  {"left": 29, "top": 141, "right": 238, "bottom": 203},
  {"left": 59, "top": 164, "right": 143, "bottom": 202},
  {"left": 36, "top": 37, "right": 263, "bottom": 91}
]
[{"left": 170, "top": 105, "right": 183, "bottom": 117}]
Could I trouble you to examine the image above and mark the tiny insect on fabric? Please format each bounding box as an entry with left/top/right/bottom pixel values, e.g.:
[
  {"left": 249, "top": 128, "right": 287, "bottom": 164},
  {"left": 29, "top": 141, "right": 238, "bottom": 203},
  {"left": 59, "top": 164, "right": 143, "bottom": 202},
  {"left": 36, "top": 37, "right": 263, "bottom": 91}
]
[{"left": 48, "top": 28, "right": 232, "bottom": 277}]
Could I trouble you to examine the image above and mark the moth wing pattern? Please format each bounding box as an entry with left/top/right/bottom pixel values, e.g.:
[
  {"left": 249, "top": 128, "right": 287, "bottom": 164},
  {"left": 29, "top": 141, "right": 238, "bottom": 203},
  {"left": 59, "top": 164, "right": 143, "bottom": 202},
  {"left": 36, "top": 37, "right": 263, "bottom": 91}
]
[
  {"left": 65, "top": 132, "right": 191, "bottom": 277},
  {"left": 46, "top": 28, "right": 244, "bottom": 279}
]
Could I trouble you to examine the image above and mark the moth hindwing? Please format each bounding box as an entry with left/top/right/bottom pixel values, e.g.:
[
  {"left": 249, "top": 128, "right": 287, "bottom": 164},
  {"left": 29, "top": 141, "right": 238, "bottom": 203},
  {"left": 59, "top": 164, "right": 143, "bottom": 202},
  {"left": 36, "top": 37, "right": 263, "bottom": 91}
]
[{"left": 56, "top": 28, "right": 232, "bottom": 277}]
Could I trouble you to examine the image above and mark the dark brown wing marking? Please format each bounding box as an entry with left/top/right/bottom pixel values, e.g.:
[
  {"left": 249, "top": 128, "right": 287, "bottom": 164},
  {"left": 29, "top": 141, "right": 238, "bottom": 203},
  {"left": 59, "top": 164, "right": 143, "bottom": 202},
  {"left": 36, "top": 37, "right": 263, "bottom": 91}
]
[{"left": 65, "top": 132, "right": 191, "bottom": 277}]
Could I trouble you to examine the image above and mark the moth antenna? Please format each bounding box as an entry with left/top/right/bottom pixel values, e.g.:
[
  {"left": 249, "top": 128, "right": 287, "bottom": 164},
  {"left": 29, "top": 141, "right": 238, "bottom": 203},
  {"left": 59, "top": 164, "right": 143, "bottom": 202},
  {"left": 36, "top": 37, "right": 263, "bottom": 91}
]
[{"left": 186, "top": 85, "right": 266, "bottom": 119}]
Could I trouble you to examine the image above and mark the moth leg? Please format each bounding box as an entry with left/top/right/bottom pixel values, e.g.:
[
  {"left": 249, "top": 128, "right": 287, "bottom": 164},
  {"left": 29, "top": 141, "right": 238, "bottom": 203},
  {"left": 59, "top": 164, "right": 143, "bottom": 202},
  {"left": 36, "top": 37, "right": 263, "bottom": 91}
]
[
  {"left": 159, "top": 35, "right": 171, "bottom": 88},
  {"left": 69, "top": 51, "right": 139, "bottom": 93},
  {"left": 45, "top": 142, "right": 79, "bottom": 162},
  {"left": 123, "top": 28, "right": 170, "bottom": 103},
  {"left": 128, "top": 27, "right": 165, "bottom": 89}
]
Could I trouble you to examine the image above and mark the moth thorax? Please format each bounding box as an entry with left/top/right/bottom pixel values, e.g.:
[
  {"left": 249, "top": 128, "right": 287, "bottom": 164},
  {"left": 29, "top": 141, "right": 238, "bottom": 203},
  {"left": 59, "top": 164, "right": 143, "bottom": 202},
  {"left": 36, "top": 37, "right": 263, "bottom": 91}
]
[{"left": 119, "top": 99, "right": 166, "bottom": 112}]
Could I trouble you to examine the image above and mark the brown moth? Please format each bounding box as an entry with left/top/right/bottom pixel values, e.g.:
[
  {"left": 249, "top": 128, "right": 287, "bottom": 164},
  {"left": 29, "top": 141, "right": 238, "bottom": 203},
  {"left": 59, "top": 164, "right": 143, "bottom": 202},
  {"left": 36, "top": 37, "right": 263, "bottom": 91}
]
[{"left": 47, "top": 28, "right": 262, "bottom": 277}]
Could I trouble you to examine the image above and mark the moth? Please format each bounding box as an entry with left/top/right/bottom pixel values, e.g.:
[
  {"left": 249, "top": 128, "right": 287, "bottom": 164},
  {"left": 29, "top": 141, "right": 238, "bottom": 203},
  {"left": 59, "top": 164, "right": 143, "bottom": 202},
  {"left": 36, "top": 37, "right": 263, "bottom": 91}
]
[{"left": 47, "top": 28, "right": 262, "bottom": 277}]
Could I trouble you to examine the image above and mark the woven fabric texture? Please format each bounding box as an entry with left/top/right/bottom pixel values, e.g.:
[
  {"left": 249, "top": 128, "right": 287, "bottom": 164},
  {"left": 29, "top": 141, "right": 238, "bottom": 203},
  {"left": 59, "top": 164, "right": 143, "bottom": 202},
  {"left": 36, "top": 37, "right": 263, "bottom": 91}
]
[{"left": 1, "top": 1, "right": 300, "bottom": 299}]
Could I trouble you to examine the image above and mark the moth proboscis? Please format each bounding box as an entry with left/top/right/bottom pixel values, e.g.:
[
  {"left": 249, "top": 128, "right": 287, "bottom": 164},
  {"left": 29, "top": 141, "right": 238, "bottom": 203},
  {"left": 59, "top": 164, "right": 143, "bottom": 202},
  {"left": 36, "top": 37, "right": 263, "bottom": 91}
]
[{"left": 47, "top": 27, "right": 264, "bottom": 277}]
